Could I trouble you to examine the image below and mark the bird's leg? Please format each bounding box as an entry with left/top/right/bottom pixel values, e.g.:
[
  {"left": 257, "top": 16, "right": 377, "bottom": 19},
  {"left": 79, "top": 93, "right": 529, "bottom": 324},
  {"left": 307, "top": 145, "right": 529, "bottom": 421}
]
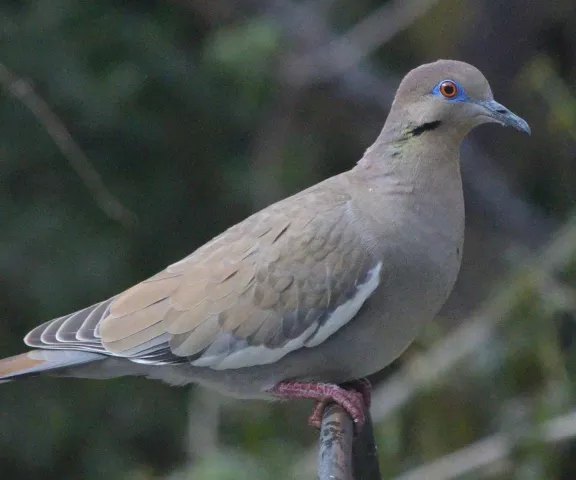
[
  {"left": 270, "top": 380, "right": 370, "bottom": 429},
  {"left": 343, "top": 377, "right": 372, "bottom": 408},
  {"left": 307, "top": 378, "right": 372, "bottom": 427}
]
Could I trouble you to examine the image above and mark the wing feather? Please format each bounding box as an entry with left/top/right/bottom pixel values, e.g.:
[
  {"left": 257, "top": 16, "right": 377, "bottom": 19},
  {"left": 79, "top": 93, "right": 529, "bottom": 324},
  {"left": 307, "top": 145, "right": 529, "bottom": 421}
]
[
  {"left": 77, "top": 299, "right": 114, "bottom": 341},
  {"left": 22, "top": 180, "right": 380, "bottom": 370}
]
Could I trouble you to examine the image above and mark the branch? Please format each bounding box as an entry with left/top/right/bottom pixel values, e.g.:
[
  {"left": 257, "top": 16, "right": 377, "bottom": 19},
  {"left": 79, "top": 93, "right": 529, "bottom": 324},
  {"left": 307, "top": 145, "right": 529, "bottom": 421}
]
[
  {"left": 318, "top": 403, "right": 354, "bottom": 480},
  {"left": 352, "top": 409, "right": 382, "bottom": 480},
  {"left": 287, "top": 0, "right": 442, "bottom": 85},
  {"left": 393, "top": 408, "right": 576, "bottom": 480},
  {"left": 318, "top": 403, "right": 381, "bottom": 480},
  {"left": 0, "top": 62, "right": 137, "bottom": 228},
  {"left": 266, "top": 0, "right": 398, "bottom": 106}
]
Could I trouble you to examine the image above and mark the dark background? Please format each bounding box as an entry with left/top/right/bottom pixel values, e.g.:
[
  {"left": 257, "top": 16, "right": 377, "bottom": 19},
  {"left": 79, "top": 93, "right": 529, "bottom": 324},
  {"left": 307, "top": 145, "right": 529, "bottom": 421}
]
[{"left": 1, "top": 1, "right": 576, "bottom": 478}]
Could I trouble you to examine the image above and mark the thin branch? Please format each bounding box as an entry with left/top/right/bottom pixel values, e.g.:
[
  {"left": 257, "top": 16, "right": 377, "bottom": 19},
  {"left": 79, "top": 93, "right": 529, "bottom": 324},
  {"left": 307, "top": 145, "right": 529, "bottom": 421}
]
[
  {"left": 0, "top": 62, "right": 137, "bottom": 228},
  {"left": 267, "top": 0, "right": 398, "bottom": 104},
  {"left": 393, "top": 408, "right": 576, "bottom": 480},
  {"left": 287, "top": 0, "right": 442, "bottom": 85},
  {"left": 395, "top": 434, "right": 508, "bottom": 480}
]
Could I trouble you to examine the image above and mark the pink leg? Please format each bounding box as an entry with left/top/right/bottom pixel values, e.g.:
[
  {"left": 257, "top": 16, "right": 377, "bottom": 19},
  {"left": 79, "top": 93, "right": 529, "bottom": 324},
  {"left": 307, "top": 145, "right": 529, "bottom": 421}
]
[
  {"left": 270, "top": 380, "right": 369, "bottom": 429},
  {"left": 308, "top": 378, "right": 372, "bottom": 427},
  {"left": 346, "top": 378, "right": 372, "bottom": 408},
  {"left": 308, "top": 398, "right": 331, "bottom": 427}
]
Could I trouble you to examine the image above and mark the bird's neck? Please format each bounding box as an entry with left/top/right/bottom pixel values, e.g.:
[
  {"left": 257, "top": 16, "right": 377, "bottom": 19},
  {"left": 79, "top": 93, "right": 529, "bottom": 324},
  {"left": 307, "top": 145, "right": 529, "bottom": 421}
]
[
  {"left": 347, "top": 125, "right": 466, "bottom": 258},
  {"left": 353, "top": 123, "right": 464, "bottom": 190}
]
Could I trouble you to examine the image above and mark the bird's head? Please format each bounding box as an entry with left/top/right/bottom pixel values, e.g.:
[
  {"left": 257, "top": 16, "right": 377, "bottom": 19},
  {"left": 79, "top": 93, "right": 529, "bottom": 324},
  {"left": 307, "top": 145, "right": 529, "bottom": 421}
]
[{"left": 389, "top": 60, "right": 530, "bottom": 137}]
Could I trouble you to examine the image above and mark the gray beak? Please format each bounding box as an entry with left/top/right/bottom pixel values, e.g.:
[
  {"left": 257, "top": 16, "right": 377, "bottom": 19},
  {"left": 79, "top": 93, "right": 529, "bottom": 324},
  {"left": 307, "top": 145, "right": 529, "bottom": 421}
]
[{"left": 476, "top": 99, "right": 531, "bottom": 135}]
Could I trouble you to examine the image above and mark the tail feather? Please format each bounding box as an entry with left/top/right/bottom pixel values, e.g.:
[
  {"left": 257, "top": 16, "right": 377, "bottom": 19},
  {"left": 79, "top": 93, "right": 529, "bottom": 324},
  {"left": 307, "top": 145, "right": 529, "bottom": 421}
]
[{"left": 0, "top": 350, "right": 105, "bottom": 382}]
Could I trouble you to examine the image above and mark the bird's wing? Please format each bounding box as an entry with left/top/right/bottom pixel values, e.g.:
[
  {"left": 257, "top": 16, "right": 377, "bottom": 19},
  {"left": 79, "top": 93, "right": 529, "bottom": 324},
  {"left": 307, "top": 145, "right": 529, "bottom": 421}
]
[{"left": 25, "top": 183, "right": 382, "bottom": 370}]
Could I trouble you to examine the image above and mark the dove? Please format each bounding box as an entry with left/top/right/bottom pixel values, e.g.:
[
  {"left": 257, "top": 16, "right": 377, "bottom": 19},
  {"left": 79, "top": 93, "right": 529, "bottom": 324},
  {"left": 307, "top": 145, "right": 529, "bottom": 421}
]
[{"left": 0, "top": 60, "right": 530, "bottom": 427}]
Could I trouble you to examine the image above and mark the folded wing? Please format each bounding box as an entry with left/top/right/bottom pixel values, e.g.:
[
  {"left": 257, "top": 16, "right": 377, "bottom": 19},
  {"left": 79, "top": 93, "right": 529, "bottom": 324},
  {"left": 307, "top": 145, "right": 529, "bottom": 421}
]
[{"left": 26, "top": 184, "right": 381, "bottom": 370}]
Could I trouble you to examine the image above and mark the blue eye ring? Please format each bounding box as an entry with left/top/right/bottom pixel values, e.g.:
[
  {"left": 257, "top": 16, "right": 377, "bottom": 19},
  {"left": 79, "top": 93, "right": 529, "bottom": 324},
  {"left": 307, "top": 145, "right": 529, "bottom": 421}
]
[{"left": 432, "top": 79, "right": 468, "bottom": 102}]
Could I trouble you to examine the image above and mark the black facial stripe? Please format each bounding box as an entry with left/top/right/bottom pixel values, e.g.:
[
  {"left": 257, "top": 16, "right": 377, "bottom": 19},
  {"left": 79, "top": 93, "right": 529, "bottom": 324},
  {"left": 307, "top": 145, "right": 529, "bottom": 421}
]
[{"left": 410, "top": 120, "right": 442, "bottom": 136}]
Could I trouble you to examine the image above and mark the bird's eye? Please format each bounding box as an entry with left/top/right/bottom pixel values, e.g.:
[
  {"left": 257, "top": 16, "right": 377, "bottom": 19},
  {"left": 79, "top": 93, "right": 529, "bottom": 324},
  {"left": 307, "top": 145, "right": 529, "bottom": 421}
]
[{"left": 439, "top": 80, "right": 458, "bottom": 98}]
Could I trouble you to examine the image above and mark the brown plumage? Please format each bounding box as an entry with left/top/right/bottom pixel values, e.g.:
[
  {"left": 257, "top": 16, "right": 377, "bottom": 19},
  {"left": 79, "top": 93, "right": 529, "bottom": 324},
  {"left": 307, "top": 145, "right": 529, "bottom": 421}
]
[
  {"left": 0, "top": 60, "right": 529, "bottom": 426},
  {"left": 95, "top": 184, "right": 371, "bottom": 363}
]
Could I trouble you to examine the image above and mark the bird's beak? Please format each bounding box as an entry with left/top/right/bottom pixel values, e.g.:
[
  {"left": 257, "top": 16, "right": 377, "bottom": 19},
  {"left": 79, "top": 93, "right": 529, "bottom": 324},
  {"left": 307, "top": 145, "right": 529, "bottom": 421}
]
[{"left": 475, "top": 99, "right": 531, "bottom": 135}]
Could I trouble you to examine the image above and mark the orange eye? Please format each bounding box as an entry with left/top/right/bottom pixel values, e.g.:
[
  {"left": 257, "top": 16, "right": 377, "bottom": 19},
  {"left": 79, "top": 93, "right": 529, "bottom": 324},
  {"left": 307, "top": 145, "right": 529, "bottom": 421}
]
[{"left": 439, "top": 80, "right": 458, "bottom": 98}]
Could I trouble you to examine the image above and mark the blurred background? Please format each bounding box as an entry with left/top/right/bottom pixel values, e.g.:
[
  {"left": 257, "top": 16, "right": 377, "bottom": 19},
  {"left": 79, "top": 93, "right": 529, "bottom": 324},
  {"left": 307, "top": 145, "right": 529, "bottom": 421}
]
[{"left": 1, "top": 0, "right": 576, "bottom": 478}]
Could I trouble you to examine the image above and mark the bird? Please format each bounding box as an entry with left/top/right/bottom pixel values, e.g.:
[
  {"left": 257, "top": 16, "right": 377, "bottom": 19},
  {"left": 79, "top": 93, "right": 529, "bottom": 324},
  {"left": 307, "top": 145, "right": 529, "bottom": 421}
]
[{"left": 0, "top": 60, "right": 529, "bottom": 428}]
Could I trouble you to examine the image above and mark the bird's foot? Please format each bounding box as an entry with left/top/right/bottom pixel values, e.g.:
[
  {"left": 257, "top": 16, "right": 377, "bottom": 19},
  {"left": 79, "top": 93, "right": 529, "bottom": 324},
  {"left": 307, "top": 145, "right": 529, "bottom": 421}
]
[
  {"left": 343, "top": 377, "right": 372, "bottom": 408},
  {"left": 270, "top": 379, "right": 371, "bottom": 429}
]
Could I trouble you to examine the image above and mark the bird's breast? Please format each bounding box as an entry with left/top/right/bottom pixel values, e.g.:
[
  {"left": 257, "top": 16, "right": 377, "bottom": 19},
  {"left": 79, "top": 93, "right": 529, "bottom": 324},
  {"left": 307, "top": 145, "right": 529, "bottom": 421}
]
[
  {"left": 344, "top": 179, "right": 465, "bottom": 367},
  {"left": 379, "top": 183, "right": 465, "bottom": 300},
  {"left": 341, "top": 211, "right": 463, "bottom": 379}
]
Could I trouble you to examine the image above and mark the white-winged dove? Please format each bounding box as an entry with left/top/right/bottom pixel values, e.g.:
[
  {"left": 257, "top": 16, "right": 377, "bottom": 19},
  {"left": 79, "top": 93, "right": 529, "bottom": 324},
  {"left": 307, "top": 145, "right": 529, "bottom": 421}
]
[{"left": 0, "top": 60, "right": 529, "bottom": 427}]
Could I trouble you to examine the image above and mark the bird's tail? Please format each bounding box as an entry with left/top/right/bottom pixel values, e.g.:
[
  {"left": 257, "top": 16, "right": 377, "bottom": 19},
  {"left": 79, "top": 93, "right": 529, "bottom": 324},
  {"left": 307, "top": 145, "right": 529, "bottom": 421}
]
[{"left": 0, "top": 350, "right": 105, "bottom": 382}]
